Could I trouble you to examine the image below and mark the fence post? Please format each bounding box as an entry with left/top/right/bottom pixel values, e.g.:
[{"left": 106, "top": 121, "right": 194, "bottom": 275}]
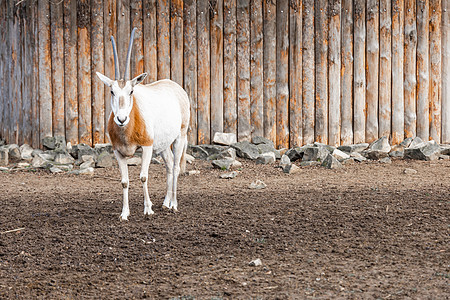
[
  {"left": 379, "top": 0, "right": 392, "bottom": 140},
  {"left": 250, "top": 0, "right": 263, "bottom": 141},
  {"left": 341, "top": 0, "right": 353, "bottom": 145},
  {"left": 416, "top": 0, "right": 429, "bottom": 141},
  {"left": 366, "top": 0, "right": 379, "bottom": 143},
  {"left": 429, "top": 0, "right": 441, "bottom": 142},
  {"left": 237, "top": 0, "right": 250, "bottom": 142},
  {"left": 302, "top": 0, "right": 314, "bottom": 145},
  {"left": 211, "top": 0, "right": 224, "bottom": 138}
]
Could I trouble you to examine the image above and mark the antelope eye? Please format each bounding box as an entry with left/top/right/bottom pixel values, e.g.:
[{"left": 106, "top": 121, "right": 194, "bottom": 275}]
[
  {"left": 110, "top": 90, "right": 115, "bottom": 96},
  {"left": 130, "top": 90, "right": 133, "bottom": 95}
]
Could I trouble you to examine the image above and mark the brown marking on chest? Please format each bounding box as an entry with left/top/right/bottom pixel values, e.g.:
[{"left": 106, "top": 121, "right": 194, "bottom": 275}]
[{"left": 108, "top": 97, "right": 153, "bottom": 153}]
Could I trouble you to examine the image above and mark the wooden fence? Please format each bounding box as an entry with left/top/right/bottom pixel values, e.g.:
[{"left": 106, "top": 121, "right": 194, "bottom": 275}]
[{"left": 1, "top": 0, "right": 450, "bottom": 149}]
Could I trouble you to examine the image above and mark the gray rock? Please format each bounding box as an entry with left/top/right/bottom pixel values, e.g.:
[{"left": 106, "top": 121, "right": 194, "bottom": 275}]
[
  {"left": 19, "top": 144, "right": 34, "bottom": 160},
  {"left": 213, "top": 132, "right": 237, "bottom": 146},
  {"left": 439, "top": 154, "right": 450, "bottom": 160},
  {"left": 187, "top": 145, "right": 209, "bottom": 160},
  {"left": 283, "top": 163, "right": 300, "bottom": 174},
  {"left": 217, "top": 148, "right": 237, "bottom": 160},
  {"left": 249, "top": 258, "right": 262, "bottom": 266},
  {"left": 8, "top": 144, "right": 21, "bottom": 160},
  {"left": 185, "top": 154, "right": 195, "bottom": 164},
  {"left": 338, "top": 143, "right": 369, "bottom": 153},
  {"left": 279, "top": 155, "right": 291, "bottom": 169},
  {"left": 72, "top": 143, "right": 96, "bottom": 159},
  {"left": 200, "top": 144, "right": 228, "bottom": 158},
  {"left": 380, "top": 157, "right": 392, "bottom": 164},
  {"left": 50, "top": 166, "right": 63, "bottom": 173},
  {"left": 249, "top": 180, "right": 266, "bottom": 190},
  {"left": 231, "top": 141, "right": 260, "bottom": 160},
  {"left": 400, "top": 137, "right": 413, "bottom": 148},
  {"left": 408, "top": 137, "right": 426, "bottom": 149},
  {"left": 285, "top": 147, "right": 304, "bottom": 162},
  {"left": 368, "top": 136, "right": 391, "bottom": 153},
  {"left": 322, "top": 154, "right": 343, "bottom": 169},
  {"left": 127, "top": 157, "right": 142, "bottom": 166},
  {"left": 31, "top": 155, "right": 50, "bottom": 168},
  {"left": 389, "top": 150, "right": 404, "bottom": 158},
  {"left": 0, "top": 166, "right": 9, "bottom": 171},
  {"left": 94, "top": 143, "right": 113, "bottom": 154},
  {"left": 332, "top": 149, "right": 350, "bottom": 161},
  {"left": 0, "top": 139, "right": 5, "bottom": 146},
  {"left": 0, "top": 148, "right": 8, "bottom": 166},
  {"left": 350, "top": 152, "right": 367, "bottom": 162},
  {"left": 252, "top": 136, "right": 274, "bottom": 147},
  {"left": 300, "top": 161, "right": 321, "bottom": 167},
  {"left": 363, "top": 150, "right": 389, "bottom": 160},
  {"left": 79, "top": 167, "right": 95, "bottom": 176},
  {"left": 302, "top": 145, "right": 329, "bottom": 162},
  {"left": 341, "top": 158, "right": 355, "bottom": 165},
  {"left": 404, "top": 141, "right": 441, "bottom": 161},
  {"left": 256, "top": 143, "right": 277, "bottom": 156},
  {"left": 256, "top": 152, "right": 276, "bottom": 165},
  {"left": 220, "top": 171, "right": 238, "bottom": 179},
  {"left": 314, "top": 142, "right": 336, "bottom": 153},
  {"left": 96, "top": 152, "right": 114, "bottom": 168},
  {"left": 54, "top": 153, "right": 75, "bottom": 165},
  {"left": 31, "top": 149, "right": 43, "bottom": 157},
  {"left": 231, "top": 160, "right": 242, "bottom": 168},
  {"left": 212, "top": 158, "right": 235, "bottom": 170},
  {"left": 53, "top": 164, "right": 73, "bottom": 171},
  {"left": 187, "top": 170, "right": 200, "bottom": 175},
  {"left": 42, "top": 136, "right": 66, "bottom": 151},
  {"left": 80, "top": 158, "right": 95, "bottom": 169},
  {"left": 403, "top": 168, "right": 417, "bottom": 175},
  {"left": 40, "top": 151, "right": 56, "bottom": 161}
]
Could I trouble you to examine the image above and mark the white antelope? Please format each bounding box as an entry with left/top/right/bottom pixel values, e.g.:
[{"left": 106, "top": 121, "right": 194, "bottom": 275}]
[{"left": 96, "top": 28, "right": 190, "bottom": 220}]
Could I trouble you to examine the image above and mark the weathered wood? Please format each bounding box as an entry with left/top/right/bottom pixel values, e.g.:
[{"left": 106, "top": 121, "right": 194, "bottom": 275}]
[
  {"left": 404, "top": 0, "right": 417, "bottom": 139},
  {"left": 171, "top": 0, "right": 183, "bottom": 86},
  {"left": 131, "top": 0, "right": 144, "bottom": 78},
  {"left": 91, "top": 0, "right": 105, "bottom": 144},
  {"left": 237, "top": 0, "right": 250, "bottom": 142},
  {"left": 263, "top": 0, "right": 276, "bottom": 143},
  {"left": 77, "top": 0, "right": 92, "bottom": 145},
  {"left": 0, "top": 1, "right": 5, "bottom": 140},
  {"left": 117, "top": 0, "right": 130, "bottom": 79},
  {"left": 210, "top": 0, "right": 224, "bottom": 138},
  {"left": 143, "top": 0, "right": 157, "bottom": 83},
  {"left": 365, "top": 0, "right": 379, "bottom": 143},
  {"left": 340, "top": 0, "right": 352, "bottom": 145},
  {"left": 22, "top": 1, "right": 33, "bottom": 145},
  {"left": 391, "top": 0, "right": 404, "bottom": 144},
  {"left": 276, "top": 0, "right": 289, "bottom": 148},
  {"left": 197, "top": 0, "right": 210, "bottom": 144},
  {"left": 379, "top": 0, "right": 391, "bottom": 140},
  {"left": 31, "top": 0, "right": 39, "bottom": 148},
  {"left": 353, "top": 0, "right": 365, "bottom": 144},
  {"left": 183, "top": 0, "right": 197, "bottom": 144},
  {"left": 223, "top": 0, "right": 237, "bottom": 135},
  {"left": 10, "top": 2, "right": 22, "bottom": 144},
  {"left": 302, "top": 0, "right": 314, "bottom": 145},
  {"left": 157, "top": 0, "right": 170, "bottom": 79},
  {"left": 289, "top": 0, "right": 302, "bottom": 147},
  {"left": 429, "top": 0, "right": 441, "bottom": 142},
  {"left": 328, "top": 0, "right": 340, "bottom": 146},
  {"left": 38, "top": 0, "right": 52, "bottom": 145},
  {"left": 103, "top": 0, "right": 116, "bottom": 140},
  {"left": 250, "top": 0, "right": 263, "bottom": 141},
  {"left": 50, "top": 0, "right": 65, "bottom": 139},
  {"left": 416, "top": 0, "right": 429, "bottom": 140},
  {"left": 442, "top": 1, "right": 450, "bottom": 143}
]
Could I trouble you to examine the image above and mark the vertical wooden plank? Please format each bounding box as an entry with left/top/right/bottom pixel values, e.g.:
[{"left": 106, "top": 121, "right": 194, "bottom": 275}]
[
  {"left": 197, "top": 0, "right": 210, "bottom": 144},
  {"left": 237, "top": 0, "right": 250, "bottom": 142},
  {"left": 104, "top": 0, "right": 116, "bottom": 139},
  {"left": 211, "top": 0, "right": 224, "bottom": 138},
  {"left": 91, "top": 0, "right": 105, "bottom": 144},
  {"left": 131, "top": 0, "right": 144, "bottom": 79},
  {"left": 4, "top": 1, "right": 12, "bottom": 143},
  {"left": 50, "top": 0, "right": 65, "bottom": 138},
  {"left": 143, "top": 0, "right": 157, "bottom": 83},
  {"left": 391, "top": 0, "right": 404, "bottom": 144},
  {"left": 10, "top": 1, "right": 22, "bottom": 144},
  {"left": 22, "top": 1, "right": 33, "bottom": 145},
  {"left": 289, "top": 0, "right": 302, "bottom": 147},
  {"left": 328, "top": 0, "right": 341, "bottom": 146},
  {"left": 77, "top": 0, "right": 92, "bottom": 145},
  {"left": 365, "top": 0, "right": 379, "bottom": 143},
  {"left": 117, "top": 0, "right": 130, "bottom": 79},
  {"left": 276, "top": 0, "right": 289, "bottom": 148},
  {"left": 38, "top": 0, "right": 53, "bottom": 145},
  {"left": 442, "top": 1, "right": 450, "bottom": 143},
  {"left": 223, "top": 0, "right": 237, "bottom": 136},
  {"left": 0, "top": 1, "right": 6, "bottom": 142},
  {"left": 416, "top": 0, "right": 429, "bottom": 140},
  {"left": 404, "top": 0, "right": 417, "bottom": 139},
  {"left": 340, "top": 0, "right": 353, "bottom": 145},
  {"left": 31, "top": 0, "right": 40, "bottom": 148},
  {"left": 171, "top": 0, "right": 183, "bottom": 85},
  {"left": 157, "top": 0, "right": 170, "bottom": 79},
  {"left": 429, "top": 0, "right": 441, "bottom": 142},
  {"left": 353, "top": 0, "right": 365, "bottom": 143},
  {"left": 263, "top": 0, "right": 276, "bottom": 143},
  {"left": 250, "top": 0, "right": 263, "bottom": 140},
  {"left": 379, "top": 0, "right": 392, "bottom": 140},
  {"left": 302, "top": 0, "right": 314, "bottom": 145},
  {"left": 64, "top": 0, "right": 79, "bottom": 145},
  {"left": 184, "top": 0, "right": 197, "bottom": 144}
]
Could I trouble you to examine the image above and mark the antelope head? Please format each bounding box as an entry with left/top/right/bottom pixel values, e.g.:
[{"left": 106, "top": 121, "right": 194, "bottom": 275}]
[{"left": 96, "top": 28, "right": 147, "bottom": 127}]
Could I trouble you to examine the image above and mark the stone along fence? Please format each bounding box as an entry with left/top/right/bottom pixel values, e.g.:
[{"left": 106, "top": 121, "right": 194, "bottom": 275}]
[{"left": 1, "top": 0, "right": 450, "bottom": 149}]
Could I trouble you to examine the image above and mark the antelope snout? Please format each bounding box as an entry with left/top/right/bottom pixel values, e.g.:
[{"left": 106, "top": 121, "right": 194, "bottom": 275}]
[{"left": 115, "top": 115, "right": 129, "bottom": 127}]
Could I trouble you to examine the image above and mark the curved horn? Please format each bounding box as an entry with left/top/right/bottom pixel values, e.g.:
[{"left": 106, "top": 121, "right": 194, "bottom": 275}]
[
  {"left": 123, "top": 27, "right": 137, "bottom": 80},
  {"left": 110, "top": 36, "right": 120, "bottom": 80}
]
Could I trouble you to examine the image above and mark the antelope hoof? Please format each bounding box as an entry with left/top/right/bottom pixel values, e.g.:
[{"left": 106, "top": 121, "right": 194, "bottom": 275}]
[
  {"left": 120, "top": 212, "right": 130, "bottom": 221},
  {"left": 144, "top": 207, "right": 154, "bottom": 216}
]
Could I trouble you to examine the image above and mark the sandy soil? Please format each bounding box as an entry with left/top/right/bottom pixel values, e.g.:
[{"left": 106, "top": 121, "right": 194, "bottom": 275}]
[{"left": 0, "top": 158, "right": 449, "bottom": 299}]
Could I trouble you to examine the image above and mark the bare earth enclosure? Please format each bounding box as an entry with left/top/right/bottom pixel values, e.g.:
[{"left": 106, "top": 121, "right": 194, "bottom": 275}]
[{"left": 0, "top": 159, "right": 449, "bottom": 299}]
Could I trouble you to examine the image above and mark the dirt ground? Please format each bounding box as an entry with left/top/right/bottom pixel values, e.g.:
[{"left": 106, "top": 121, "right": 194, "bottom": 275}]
[{"left": 0, "top": 158, "right": 448, "bottom": 299}]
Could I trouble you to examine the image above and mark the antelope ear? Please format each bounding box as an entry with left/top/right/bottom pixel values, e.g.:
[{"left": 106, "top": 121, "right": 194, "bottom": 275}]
[
  {"left": 96, "top": 72, "right": 114, "bottom": 87},
  {"left": 131, "top": 73, "right": 147, "bottom": 86}
]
